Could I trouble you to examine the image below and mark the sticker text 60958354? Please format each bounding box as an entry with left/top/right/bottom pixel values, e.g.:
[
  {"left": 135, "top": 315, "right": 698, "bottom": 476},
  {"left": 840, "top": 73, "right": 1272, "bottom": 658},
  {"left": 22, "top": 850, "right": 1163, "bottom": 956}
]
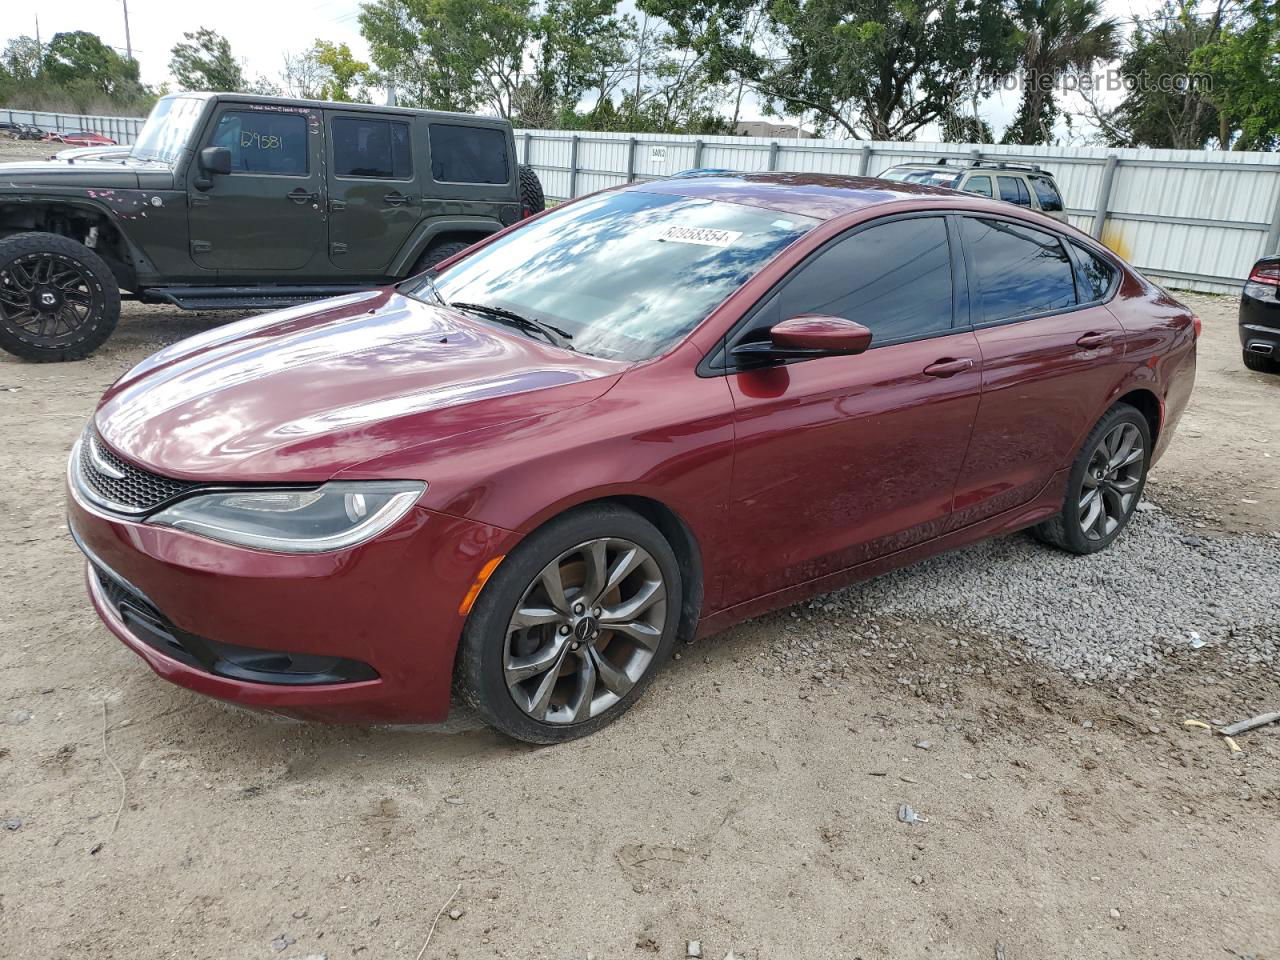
[{"left": 656, "top": 225, "right": 742, "bottom": 247}]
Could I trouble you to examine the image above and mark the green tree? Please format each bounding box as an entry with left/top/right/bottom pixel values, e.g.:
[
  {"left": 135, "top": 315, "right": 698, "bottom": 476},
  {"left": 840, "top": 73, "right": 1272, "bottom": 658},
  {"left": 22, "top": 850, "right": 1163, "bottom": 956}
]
[
  {"left": 1002, "top": 0, "right": 1121, "bottom": 144},
  {"left": 1096, "top": 1, "right": 1226, "bottom": 149},
  {"left": 314, "top": 40, "right": 373, "bottom": 101},
  {"left": 1193, "top": 0, "right": 1280, "bottom": 149},
  {"left": 1, "top": 36, "right": 43, "bottom": 83},
  {"left": 169, "top": 28, "right": 246, "bottom": 92},
  {"left": 42, "top": 31, "right": 143, "bottom": 99},
  {"left": 640, "top": 0, "right": 1018, "bottom": 140}
]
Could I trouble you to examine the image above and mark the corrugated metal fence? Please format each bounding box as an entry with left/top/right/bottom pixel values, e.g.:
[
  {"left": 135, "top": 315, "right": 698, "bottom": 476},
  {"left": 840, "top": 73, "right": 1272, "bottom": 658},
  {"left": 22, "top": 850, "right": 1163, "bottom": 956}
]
[
  {"left": 516, "top": 129, "right": 1280, "bottom": 294},
  {"left": 1, "top": 108, "right": 145, "bottom": 145}
]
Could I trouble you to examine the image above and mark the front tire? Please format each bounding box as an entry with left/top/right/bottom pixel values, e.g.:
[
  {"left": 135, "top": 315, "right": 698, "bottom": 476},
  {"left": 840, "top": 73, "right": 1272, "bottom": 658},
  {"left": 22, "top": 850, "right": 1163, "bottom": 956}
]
[
  {"left": 457, "top": 504, "right": 682, "bottom": 744},
  {"left": 0, "top": 232, "right": 120, "bottom": 362},
  {"left": 1032, "top": 402, "right": 1151, "bottom": 555}
]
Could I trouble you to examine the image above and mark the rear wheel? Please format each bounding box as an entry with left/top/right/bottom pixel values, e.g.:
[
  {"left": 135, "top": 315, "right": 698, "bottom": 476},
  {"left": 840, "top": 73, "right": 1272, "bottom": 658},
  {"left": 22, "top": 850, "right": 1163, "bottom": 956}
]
[
  {"left": 1243, "top": 348, "right": 1279, "bottom": 374},
  {"left": 518, "top": 164, "right": 545, "bottom": 217},
  {"left": 457, "top": 504, "right": 681, "bottom": 743},
  {"left": 410, "top": 239, "right": 472, "bottom": 275},
  {"left": 0, "top": 232, "right": 120, "bottom": 362},
  {"left": 1032, "top": 403, "right": 1151, "bottom": 555}
]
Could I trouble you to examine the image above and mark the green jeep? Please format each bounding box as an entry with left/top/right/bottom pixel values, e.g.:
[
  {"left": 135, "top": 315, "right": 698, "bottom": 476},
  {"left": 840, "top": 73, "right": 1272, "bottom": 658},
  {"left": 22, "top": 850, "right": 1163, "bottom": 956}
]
[{"left": 0, "top": 93, "right": 545, "bottom": 361}]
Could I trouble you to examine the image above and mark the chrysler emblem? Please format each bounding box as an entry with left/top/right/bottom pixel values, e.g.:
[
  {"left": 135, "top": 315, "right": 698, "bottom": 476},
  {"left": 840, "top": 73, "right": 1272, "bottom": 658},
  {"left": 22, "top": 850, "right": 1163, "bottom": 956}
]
[{"left": 88, "top": 437, "right": 126, "bottom": 479}]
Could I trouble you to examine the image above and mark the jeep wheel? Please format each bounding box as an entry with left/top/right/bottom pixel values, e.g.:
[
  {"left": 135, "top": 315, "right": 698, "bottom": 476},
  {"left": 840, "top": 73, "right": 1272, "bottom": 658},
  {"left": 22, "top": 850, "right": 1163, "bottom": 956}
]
[
  {"left": 519, "top": 164, "right": 546, "bottom": 217},
  {"left": 0, "top": 232, "right": 120, "bottom": 362}
]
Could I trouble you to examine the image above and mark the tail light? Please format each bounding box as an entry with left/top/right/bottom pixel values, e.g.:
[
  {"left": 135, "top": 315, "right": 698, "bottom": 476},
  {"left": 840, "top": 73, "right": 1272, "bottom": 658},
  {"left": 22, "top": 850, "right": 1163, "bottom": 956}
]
[
  {"left": 1248, "top": 262, "right": 1280, "bottom": 285},
  {"left": 1191, "top": 313, "right": 1202, "bottom": 339}
]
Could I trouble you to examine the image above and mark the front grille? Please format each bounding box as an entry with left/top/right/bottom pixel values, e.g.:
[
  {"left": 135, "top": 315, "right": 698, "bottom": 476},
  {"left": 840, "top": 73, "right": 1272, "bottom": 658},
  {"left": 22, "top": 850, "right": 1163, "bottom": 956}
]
[{"left": 78, "top": 430, "right": 197, "bottom": 514}]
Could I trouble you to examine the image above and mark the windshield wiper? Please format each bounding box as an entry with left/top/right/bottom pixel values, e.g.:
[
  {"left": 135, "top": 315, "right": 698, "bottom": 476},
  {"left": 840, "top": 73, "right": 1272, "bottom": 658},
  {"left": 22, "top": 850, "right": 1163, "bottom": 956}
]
[{"left": 449, "top": 301, "right": 575, "bottom": 350}]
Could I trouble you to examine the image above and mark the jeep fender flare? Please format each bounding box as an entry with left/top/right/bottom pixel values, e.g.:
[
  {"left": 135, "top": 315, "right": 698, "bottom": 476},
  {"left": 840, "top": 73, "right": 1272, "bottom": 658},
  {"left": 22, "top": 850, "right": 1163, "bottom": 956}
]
[
  {"left": 389, "top": 217, "right": 504, "bottom": 277},
  {"left": 0, "top": 194, "right": 150, "bottom": 283}
]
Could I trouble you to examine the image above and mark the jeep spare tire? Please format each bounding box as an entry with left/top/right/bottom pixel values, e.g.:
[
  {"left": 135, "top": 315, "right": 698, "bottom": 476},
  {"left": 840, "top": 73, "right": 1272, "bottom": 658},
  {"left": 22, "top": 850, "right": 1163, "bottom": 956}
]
[
  {"left": 519, "top": 164, "right": 546, "bottom": 217},
  {"left": 0, "top": 232, "right": 120, "bottom": 362}
]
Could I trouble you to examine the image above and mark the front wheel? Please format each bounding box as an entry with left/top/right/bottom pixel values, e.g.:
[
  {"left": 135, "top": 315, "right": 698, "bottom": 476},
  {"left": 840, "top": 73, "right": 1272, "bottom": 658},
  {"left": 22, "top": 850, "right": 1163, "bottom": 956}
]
[
  {"left": 1032, "top": 402, "right": 1151, "bottom": 555},
  {"left": 456, "top": 504, "right": 682, "bottom": 743},
  {"left": 0, "top": 232, "right": 120, "bottom": 362}
]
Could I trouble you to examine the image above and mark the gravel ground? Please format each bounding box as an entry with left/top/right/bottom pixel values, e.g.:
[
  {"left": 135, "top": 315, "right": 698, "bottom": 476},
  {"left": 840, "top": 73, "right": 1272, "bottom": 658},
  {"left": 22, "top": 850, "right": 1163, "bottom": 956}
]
[{"left": 827, "top": 506, "right": 1280, "bottom": 682}]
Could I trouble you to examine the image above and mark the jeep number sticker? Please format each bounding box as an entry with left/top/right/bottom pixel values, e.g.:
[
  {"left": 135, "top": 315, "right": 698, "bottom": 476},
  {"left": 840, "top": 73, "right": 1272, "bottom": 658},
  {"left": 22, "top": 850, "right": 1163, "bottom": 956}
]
[{"left": 655, "top": 225, "right": 742, "bottom": 247}]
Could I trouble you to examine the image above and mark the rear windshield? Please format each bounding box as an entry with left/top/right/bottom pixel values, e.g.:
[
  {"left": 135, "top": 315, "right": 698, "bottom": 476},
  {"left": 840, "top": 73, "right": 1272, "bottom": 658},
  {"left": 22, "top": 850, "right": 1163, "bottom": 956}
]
[{"left": 406, "top": 190, "right": 816, "bottom": 361}]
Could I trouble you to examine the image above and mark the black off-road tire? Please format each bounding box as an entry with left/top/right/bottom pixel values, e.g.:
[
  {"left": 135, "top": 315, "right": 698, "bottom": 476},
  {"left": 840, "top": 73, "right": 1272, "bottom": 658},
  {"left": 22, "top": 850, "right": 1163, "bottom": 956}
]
[
  {"left": 457, "top": 504, "right": 682, "bottom": 744},
  {"left": 1243, "top": 349, "right": 1279, "bottom": 374},
  {"left": 0, "top": 232, "right": 120, "bottom": 362},
  {"left": 410, "top": 240, "right": 472, "bottom": 275},
  {"left": 1032, "top": 402, "right": 1152, "bottom": 555},
  {"left": 518, "top": 164, "right": 546, "bottom": 217}
]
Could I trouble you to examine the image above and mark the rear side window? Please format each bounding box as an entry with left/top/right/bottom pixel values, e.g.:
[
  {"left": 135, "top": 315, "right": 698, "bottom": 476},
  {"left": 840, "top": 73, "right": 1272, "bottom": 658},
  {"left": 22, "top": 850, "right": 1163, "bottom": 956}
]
[
  {"left": 962, "top": 217, "right": 1076, "bottom": 323},
  {"left": 964, "top": 175, "right": 993, "bottom": 197},
  {"left": 332, "top": 117, "right": 412, "bottom": 179},
  {"left": 209, "top": 110, "right": 308, "bottom": 175},
  {"left": 429, "top": 123, "right": 509, "bottom": 184},
  {"left": 998, "top": 176, "right": 1031, "bottom": 206},
  {"left": 1072, "top": 242, "right": 1118, "bottom": 300},
  {"left": 778, "top": 216, "right": 953, "bottom": 343},
  {"left": 1030, "top": 176, "right": 1064, "bottom": 212}
]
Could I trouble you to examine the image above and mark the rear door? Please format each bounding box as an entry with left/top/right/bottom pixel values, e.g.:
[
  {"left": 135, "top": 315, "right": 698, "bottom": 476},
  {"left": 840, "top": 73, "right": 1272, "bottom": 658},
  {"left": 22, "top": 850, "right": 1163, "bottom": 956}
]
[
  {"left": 187, "top": 103, "right": 327, "bottom": 273},
  {"left": 996, "top": 175, "right": 1033, "bottom": 210},
  {"left": 325, "top": 110, "right": 422, "bottom": 272},
  {"left": 950, "top": 214, "right": 1126, "bottom": 529}
]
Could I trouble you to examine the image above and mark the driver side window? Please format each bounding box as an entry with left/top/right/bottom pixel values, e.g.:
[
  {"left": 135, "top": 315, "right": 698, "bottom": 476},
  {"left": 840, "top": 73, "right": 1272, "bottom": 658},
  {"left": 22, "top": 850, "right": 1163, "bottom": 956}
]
[
  {"left": 773, "top": 216, "right": 955, "bottom": 345},
  {"left": 209, "top": 110, "right": 308, "bottom": 176}
]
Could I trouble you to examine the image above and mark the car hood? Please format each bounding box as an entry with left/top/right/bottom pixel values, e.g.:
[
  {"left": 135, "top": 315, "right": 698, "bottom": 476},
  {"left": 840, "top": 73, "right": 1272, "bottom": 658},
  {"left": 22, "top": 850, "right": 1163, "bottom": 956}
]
[
  {"left": 94, "top": 289, "right": 628, "bottom": 483},
  {"left": 0, "top": 157, "right": 174, "bottom": 190}
]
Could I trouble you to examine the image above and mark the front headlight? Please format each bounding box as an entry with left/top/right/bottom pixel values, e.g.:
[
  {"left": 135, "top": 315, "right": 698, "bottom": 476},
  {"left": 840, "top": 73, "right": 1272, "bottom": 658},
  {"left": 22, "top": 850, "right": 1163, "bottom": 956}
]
[{"left": 147, "top": 481, "right": 426, "bottom": 553}]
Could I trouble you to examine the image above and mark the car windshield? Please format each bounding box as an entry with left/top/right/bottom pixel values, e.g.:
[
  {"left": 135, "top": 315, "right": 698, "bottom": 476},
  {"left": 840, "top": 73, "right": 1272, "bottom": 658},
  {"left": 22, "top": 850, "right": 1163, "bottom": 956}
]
[
  {"left": 407, "top": 190, "right": 816, "bottom": 361},
  {"left": 131, "top": 96, "right": 205, "bottom": 164}
]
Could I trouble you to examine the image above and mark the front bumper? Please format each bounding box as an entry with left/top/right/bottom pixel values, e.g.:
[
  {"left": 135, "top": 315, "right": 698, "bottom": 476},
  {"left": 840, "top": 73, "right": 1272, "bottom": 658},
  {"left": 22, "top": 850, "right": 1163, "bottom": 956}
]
[{"left": 68, "top": 479, "right": 518, "bottom": 724}]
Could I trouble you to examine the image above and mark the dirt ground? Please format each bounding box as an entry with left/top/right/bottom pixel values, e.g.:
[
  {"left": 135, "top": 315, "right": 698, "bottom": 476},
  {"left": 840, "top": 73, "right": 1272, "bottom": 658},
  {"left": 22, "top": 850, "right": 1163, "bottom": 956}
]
[{"left": 1, "top": 231, "right": 1279, "bottom": 956}]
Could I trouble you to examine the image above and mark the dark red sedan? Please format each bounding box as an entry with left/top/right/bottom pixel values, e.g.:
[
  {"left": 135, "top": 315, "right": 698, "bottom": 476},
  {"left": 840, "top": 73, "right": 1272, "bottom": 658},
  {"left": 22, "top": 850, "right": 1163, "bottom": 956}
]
[{"left": 68, "top": 173, "right": 1197, "bottom": 742}]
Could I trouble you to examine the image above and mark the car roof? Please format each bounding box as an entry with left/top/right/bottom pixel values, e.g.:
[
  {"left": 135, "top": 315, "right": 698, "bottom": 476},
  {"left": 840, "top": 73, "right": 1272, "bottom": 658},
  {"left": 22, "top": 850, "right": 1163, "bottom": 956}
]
[
  {"left": 159, "top": 92, "right": 511, "bottom": 127},
  {"left": 634, "top": 171, "right": 1007, "bottom": 222}
]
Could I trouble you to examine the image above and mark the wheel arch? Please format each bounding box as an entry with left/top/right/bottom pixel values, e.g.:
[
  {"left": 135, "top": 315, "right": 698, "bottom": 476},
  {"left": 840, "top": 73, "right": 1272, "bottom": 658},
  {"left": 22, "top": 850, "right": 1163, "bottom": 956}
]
[
  {"left": 388, "top": 217, "right": 504, "bottom": 277},
  {"left": 1114, "top": 387, "right": 1162, "bottom": 447},
  {"left": 0, "top": 198, "right": 138, "bottom": 290}
]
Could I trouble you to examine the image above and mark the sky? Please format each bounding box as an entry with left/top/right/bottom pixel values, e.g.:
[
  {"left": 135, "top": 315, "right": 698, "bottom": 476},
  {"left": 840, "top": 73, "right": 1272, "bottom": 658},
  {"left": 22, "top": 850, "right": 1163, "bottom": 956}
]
[{"left": 4, "top": 0, "right": 1162, "bottom": 143}]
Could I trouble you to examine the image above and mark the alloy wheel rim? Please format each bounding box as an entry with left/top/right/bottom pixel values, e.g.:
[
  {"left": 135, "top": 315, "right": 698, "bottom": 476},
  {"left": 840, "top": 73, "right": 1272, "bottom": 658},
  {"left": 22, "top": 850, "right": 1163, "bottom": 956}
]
[
  {"left": 503, "top": 537, "right": 666, "bottom": 725},
  {"left": 1078, "top": 422, "right": 1145, "bottom": 541},
  {"left": 0, "top": 252, "right": 101, "bottom": 346}
]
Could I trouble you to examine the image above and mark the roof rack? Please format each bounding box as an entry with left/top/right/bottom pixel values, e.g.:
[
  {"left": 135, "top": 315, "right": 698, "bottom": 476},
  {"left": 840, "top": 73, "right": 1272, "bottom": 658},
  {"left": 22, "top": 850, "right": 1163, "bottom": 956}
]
[{"left": 968, "top": 159, "right": 1043, "bottom": 173}]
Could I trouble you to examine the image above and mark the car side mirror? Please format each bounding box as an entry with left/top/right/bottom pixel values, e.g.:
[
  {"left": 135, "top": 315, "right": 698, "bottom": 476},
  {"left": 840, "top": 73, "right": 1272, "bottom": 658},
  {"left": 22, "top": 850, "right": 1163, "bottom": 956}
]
[
  {"left": 193, "top": 146, "right": 231, "bottom": 190},
  {"left": 731, "top": 315, "right": 873, "bottom": 365}
]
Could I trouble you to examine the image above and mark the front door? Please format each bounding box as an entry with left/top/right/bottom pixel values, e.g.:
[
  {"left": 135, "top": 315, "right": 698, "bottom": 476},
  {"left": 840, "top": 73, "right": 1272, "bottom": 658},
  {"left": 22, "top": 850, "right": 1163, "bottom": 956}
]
[
  {"left": 187, "top": 103, "right": 326, "bottom": 273},
  {"left": 325, "top": 111, "right": 422, "bottom": 272},
  {"left": 950, "top": 215, "right": 1128, "bottom": 528},
  {"left": 720, "top": 214, "right": 982, "bottom": 607}
]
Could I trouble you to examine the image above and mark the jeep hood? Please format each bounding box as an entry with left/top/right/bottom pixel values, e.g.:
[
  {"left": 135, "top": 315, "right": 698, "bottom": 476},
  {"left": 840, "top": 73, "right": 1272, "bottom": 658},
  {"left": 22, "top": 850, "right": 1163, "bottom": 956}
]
[
  {"left": 94, "top": 289, "right": 627, "bottom": 483},
  {"left": 0, "top": 157, "right": 174, "bottom": 190}
]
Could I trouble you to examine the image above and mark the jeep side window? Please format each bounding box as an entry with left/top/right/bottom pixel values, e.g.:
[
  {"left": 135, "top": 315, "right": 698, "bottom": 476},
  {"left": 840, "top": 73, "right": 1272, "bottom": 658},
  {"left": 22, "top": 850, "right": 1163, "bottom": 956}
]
[
  {"left": 1030, "top": 176, "right": 1064, "bottom": 212},
  {"left": 209, "top": 110, "right": 308, "bottom": 176},
  {"left": 428, "top": 123, "right": 509, "bottom": 184},
  {"left": 964, "top": 175, "right": 993, "bottom": 198},
  {"left": 332, "top": 117, "right": 412, "bottom": 179}
]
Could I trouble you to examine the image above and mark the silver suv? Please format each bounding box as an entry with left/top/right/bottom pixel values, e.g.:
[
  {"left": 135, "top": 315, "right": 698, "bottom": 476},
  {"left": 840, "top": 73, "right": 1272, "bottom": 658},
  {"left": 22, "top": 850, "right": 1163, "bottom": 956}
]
[{"left": 877, "top": 161, "right": 1067, "bottom": 222}]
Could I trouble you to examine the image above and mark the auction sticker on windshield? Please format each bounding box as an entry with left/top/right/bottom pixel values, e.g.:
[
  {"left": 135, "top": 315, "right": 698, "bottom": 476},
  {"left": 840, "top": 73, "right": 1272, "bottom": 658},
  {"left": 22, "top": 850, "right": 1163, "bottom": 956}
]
[{"left": 656, "top": 225, "right": 743, "bottom": 247}]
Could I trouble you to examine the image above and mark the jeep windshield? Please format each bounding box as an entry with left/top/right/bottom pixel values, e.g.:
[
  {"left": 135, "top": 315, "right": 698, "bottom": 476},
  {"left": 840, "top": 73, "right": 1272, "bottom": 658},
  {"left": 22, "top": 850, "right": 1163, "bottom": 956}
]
[
  {"left": 130, "top": 96, "right": 206, "bottom": 164},
  {"left": 405, "top": 190, "right": 816, "bottom": 362}
]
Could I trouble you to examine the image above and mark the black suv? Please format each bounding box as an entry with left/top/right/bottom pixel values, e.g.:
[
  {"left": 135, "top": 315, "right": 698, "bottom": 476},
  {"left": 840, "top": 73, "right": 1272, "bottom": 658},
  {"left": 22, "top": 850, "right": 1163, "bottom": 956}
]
[{"left": 0, "top": 93, "right": 545, "bottom": 361}]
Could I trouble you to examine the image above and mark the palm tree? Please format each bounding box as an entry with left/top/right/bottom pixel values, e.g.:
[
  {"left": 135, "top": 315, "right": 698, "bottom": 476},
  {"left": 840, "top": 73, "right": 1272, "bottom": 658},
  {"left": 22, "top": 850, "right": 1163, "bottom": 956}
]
[{"left": 1003, "top": 0, "right": 1122, "bottom": 144}]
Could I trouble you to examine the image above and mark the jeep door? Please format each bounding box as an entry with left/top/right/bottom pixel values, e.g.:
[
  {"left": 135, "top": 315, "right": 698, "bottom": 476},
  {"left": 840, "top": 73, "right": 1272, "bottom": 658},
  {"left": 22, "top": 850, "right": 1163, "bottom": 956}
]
[
  {"left": 324, "top": 111, "right": 422, "bottom": 273},
  {"left": 187, "top": 104, "right": 327, "bottom": 273}
]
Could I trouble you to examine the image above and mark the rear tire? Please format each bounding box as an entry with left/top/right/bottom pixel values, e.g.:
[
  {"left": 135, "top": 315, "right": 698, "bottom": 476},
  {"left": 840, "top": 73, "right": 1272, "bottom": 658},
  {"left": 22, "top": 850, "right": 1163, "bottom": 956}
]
[
  {"left": 0, "top": 232, "right": 120, "bottom": 362},
  {"left": 457, "top": 504, "right": 682, "bottom": 744},
  {"left": 1032, "top": 402, "right": 1151, "bottom": 555},
  {"left": 1243, "top": 348, "right": 1279, "bottom": 374},
  {"left": 518, "top": 164, "right": 546, "bottom": 217},
  {"left": 410, "top": 239, "right": 472, "bottom": 275}
]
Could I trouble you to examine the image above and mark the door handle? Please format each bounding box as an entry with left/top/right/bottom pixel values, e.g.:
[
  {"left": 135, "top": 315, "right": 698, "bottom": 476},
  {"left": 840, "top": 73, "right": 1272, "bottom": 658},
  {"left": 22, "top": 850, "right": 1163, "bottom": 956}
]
[
  {"left": 383, "top": 193, "right": 414, "bottom": 206},
  {"left": 923, "top": 357, "right": 975, "bottom": 378},
  {"left": 287, "top": 188, "right": 319, "bottom": 205},
  {"left": 1076, "top": 331, "right": 1109, "bottom": 349}
]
